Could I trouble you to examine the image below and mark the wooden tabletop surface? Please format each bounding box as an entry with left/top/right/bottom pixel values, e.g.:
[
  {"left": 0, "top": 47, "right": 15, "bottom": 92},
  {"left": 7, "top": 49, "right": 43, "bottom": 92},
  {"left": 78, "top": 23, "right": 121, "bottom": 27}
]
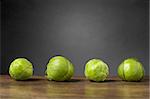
[{"left": 0, "top": 75, "right": 149, "bottom": 99}]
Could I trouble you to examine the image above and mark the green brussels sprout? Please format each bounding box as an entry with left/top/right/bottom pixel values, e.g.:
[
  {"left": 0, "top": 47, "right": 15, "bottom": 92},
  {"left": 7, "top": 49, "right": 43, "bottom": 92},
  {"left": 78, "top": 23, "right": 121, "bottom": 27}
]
[
  {"left": 117, "top": 58, "right": 145, "bottom": 81},
  {"left": 45, "top": 56, "right": 74, "bottom": 81},
  {"left": 84, "top": 59, "right": 109, "bottom": 82},
  {"left": 9, "top": 58, "right": 33, "bottom": 80}
]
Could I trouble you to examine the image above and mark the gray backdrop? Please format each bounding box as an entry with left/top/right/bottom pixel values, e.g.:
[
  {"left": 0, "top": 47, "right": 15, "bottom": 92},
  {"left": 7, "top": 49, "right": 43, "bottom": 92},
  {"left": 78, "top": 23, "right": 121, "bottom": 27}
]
[{"left": 1, "top": 0, "right": 149, "bottom": 76}]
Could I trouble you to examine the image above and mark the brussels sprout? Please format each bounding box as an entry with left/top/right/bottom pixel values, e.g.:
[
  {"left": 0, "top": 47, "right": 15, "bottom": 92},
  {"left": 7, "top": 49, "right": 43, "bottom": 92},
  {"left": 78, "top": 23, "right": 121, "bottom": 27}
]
[
  {"left": 9, "top": 58, "right": 33, "bottom": 80},
  {"left": 84, "top": 59, "right": 109, "bottom": 82},
  {"left": 45, "top": 56, "right": 74, "bottom": 81},
  {"left": 117, "top": 58, "right": 144, "bottom": 81}
]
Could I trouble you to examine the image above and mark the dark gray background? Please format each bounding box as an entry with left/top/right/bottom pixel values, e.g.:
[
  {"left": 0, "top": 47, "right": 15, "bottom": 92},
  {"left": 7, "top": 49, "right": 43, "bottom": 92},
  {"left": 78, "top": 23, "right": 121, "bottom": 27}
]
[{"left": 1, "top": 0, "right": 149, "bottom": 76}]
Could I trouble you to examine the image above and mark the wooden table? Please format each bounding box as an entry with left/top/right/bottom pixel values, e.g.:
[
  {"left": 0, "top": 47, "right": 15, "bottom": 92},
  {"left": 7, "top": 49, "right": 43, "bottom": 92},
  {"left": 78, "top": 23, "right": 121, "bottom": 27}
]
[{"left": 0, "top": 75, "right": 149, "bottom": 99}]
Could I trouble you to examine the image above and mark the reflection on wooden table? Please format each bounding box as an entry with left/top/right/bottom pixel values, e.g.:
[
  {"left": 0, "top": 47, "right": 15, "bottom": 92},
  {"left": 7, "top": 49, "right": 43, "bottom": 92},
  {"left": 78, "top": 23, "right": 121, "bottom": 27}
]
[{"left": 0, "top": 75, "right": 149, "bottom": 99}]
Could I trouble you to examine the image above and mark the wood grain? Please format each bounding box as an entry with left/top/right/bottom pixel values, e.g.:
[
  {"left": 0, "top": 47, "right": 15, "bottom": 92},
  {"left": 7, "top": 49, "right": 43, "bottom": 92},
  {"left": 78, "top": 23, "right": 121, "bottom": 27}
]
[{"left": 0, "top": 75, "right": 149, "bottom": 99}]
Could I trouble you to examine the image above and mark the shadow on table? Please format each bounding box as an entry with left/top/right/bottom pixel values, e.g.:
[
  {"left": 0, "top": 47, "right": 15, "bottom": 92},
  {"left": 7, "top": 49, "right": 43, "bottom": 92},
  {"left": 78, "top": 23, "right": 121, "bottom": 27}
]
[
  {"left": 20, "top": 78, "right": 44, "bottom": 82},
  {"left": 89, "top": 79, "right": 118, "bottom": 83},
  {"left": 64, "top": 79, "right": 81, "bottom": 82},
  {"left": 47, "top": 79, "right": 81, "bottom": 82}
]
